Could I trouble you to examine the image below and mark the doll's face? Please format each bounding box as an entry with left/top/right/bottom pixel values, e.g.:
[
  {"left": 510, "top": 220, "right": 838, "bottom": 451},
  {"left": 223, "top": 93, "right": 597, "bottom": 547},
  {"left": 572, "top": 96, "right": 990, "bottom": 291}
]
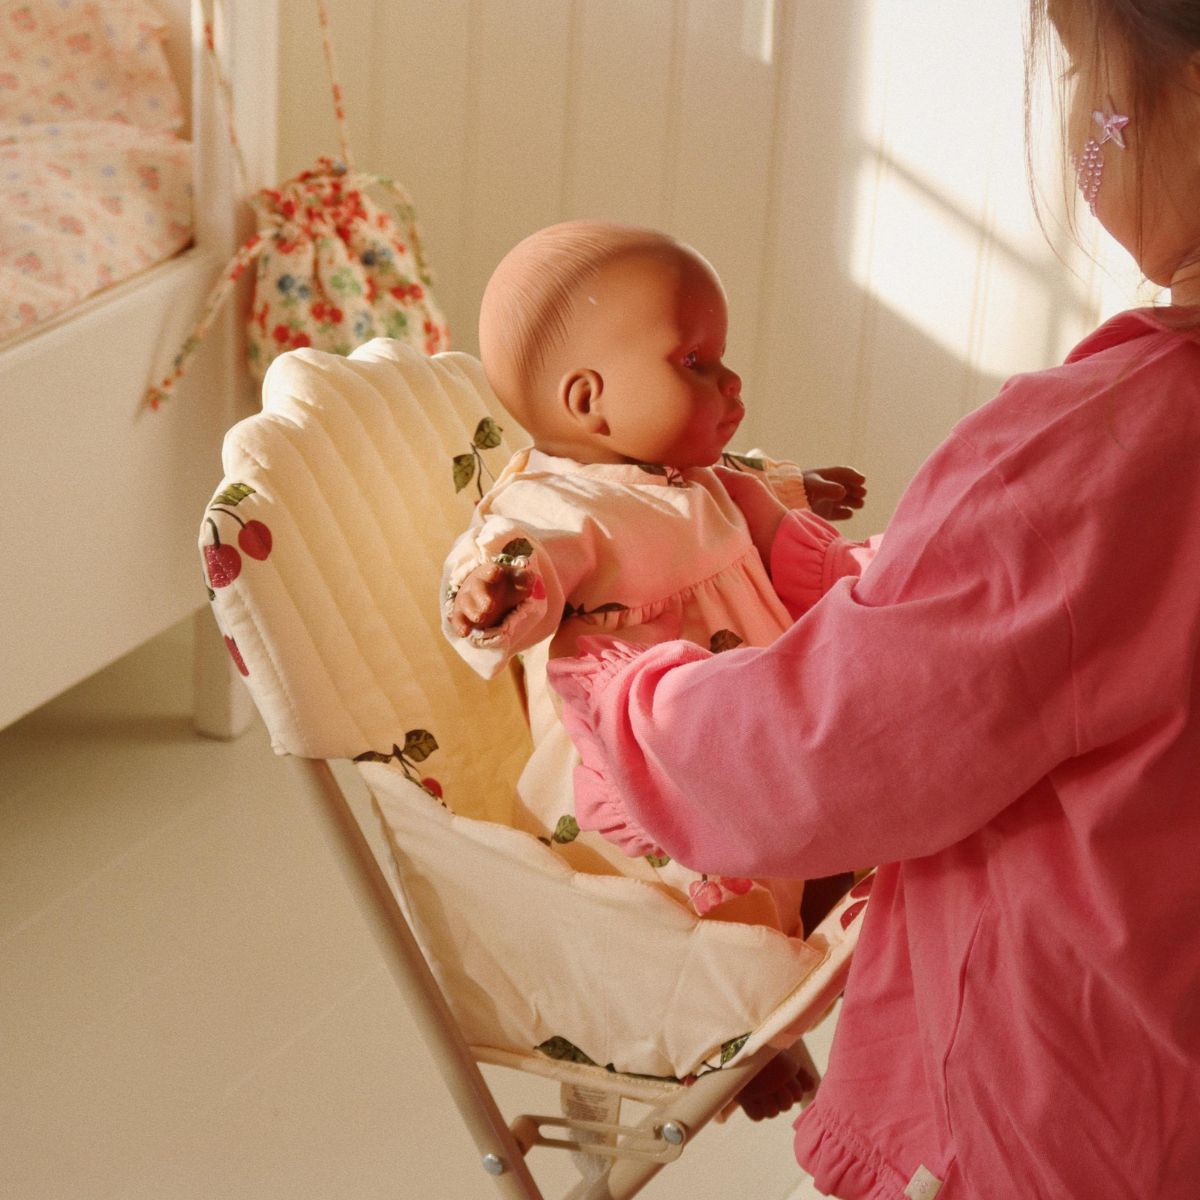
[{"left": 554, "top": 246, "right": 745, "bottom": 467}]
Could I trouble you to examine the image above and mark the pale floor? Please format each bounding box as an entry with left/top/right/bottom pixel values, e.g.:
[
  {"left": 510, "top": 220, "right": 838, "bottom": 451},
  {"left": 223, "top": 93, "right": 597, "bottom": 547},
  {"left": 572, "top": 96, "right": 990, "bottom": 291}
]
[{"left": 0, "top": 618, "right": 837, "bottom": 1199}]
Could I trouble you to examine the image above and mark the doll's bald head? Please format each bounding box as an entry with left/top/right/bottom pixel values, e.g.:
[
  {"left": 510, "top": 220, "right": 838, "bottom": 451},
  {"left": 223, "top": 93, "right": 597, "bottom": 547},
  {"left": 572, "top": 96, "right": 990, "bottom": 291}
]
[{"left": 478, "top": 220, "right": 685, "bottom": 431}]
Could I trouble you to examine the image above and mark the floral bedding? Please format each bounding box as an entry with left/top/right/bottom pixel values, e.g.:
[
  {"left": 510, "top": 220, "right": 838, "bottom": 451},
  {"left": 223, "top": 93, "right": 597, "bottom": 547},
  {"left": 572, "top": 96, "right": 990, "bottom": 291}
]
[{"left": 0, "top": 0, "right": 193, "bottom": 341}]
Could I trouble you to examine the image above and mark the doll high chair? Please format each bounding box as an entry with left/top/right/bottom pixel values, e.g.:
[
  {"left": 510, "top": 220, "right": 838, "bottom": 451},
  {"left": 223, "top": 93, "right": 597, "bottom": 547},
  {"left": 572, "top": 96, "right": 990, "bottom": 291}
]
[{"left": 200, "top": 339, "right": 870, "bottom": 1199}]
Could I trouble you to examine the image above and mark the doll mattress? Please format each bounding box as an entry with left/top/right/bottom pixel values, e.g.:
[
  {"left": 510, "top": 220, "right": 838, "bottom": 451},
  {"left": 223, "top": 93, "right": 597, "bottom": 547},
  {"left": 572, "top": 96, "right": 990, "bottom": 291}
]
[
  {"left": 1, "top": 0, "right": 193, "bottom": 341},
  {"left": 204, "top": 340, "right": 858, "bottom": 1079}
]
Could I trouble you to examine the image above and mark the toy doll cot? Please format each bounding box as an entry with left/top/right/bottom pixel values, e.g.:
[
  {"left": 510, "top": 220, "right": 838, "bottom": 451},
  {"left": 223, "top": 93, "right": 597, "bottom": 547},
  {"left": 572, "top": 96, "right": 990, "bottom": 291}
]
[
  {"left": 0, "top": 0, "right": 278, "bottom": 735},
  {"left": 200, "top": 338, "right": 872, "bottom": 1198}
]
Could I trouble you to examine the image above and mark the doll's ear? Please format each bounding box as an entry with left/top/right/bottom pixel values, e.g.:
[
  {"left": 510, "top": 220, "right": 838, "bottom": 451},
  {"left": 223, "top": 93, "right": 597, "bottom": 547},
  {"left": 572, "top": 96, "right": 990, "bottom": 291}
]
[{"left": 560, "top": 369, "right": 609, "bottom": 435}]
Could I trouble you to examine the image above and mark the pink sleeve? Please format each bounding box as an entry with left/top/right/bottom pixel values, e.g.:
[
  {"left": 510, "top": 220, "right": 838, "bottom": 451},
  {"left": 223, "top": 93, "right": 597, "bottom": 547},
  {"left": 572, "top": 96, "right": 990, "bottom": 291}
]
[
  {"left": 769, "top": 509, "right": 880, "bottom": 617},
  {"left": 548, "top": 434, "right": 1079, "bottom": 880}
]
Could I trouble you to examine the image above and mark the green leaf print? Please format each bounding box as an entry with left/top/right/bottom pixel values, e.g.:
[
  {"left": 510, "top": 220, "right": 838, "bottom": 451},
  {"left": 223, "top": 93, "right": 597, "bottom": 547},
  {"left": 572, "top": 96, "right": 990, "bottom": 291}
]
[
  {"left": 562, "top": 600, "right": 630, "bottom": 622},
  {"left": 499, "top": 537, "right": 533, "bottom": 561},
  {"left": 719, "top": 1033, "right": 751, "bottom": 1065},
  {"left": 551, "top": 815, "right": 580, "bottom": 844},
  {"left": 645, "top": 853, "right": 671, "bottom": 868},
  {"left": 709, "top": 629, "right": 744, "bottom": 654},
  {"left": 453, "top": 452, "right": 477, "bottom": 493},
  {"left": 535, "top": 1037, "right": 599, "bottom": 1067},
  {"left": 353, "top": 749, "right": 394, "bottom": 764},
  {"left": 329, "top": 267, "right": 363, "bottom": 296},
  {"left": 453, "top": 417, "right": 505, "bottom": 498},
  {"left": 721, "top": 451, "right": 766, "bottom": 473},
  {"left": 473, "top": 416, "right": 503, "bottom": 450},
  {"left": 383, "top": 310, "right": 410, "bottom": 338},
  {"left": 403, "top": 728, "right": 439, "bottom": 763},
  {"left": 212, "top": 482, "right": 256, "bottom": 508}
]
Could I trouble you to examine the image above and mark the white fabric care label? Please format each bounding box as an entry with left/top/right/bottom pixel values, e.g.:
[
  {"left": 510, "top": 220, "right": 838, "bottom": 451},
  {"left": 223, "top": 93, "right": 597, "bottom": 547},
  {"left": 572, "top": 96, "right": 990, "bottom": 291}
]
[{"left": 905, "top": 1164, "right": 943, "bottom": 1199}]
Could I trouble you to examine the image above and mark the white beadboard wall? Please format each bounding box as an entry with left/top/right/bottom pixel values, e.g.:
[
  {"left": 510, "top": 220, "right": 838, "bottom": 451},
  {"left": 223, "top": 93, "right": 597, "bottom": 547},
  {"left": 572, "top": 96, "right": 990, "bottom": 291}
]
[{"left": 276, "top": 0, "right": 1148, "bottom": 528}]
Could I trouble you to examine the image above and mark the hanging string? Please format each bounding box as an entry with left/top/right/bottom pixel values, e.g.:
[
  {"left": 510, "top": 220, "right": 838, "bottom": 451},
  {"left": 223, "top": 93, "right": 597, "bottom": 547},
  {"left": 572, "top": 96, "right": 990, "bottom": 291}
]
[
  {"left": 317, "top": 0, "right": 355, "bottom": 172},
  {"left": 145, "top": 0, "right": 369, "bottom": 409},
  {"left": 201, "top": 0, "right": 251, "bottom": 198}
]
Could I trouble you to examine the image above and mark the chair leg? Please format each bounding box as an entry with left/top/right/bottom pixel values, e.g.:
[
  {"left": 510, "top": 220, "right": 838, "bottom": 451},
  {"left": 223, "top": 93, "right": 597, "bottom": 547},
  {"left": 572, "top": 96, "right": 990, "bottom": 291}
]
[
  {"left": 559, "top": 1044, "right": 788, "bottom": 1200},
  {"left": 293, "top": 758, "right": 546, "bottom": 1199}
]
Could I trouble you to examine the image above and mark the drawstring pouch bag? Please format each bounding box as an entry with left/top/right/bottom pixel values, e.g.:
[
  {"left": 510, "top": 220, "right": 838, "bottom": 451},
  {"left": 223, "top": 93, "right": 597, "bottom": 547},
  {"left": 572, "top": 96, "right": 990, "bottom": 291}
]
[{"left": 146, "top": 0, "right": 449, "bottom": 409}]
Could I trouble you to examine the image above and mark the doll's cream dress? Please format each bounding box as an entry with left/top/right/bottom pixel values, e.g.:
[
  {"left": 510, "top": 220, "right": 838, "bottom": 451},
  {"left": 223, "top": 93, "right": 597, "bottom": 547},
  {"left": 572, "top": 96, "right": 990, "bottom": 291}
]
[{"left": 442, "top": 447, "right": 809, "bottom": 931}]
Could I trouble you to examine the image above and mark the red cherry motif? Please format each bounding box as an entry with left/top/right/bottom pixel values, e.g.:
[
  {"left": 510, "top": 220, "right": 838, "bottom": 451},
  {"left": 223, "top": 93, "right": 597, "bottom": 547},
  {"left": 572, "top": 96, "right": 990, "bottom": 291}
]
[
  {"left": 224, "top": 635, "right": 249, "bottom": 676},
  {"left": 237, "top": 519, "right": 273, "bottom": 561},
  {"left": 688, "top": 878, "right": 724, "bottom": 915},
  {"left": 205, "top": 541, "right": 241, "bottom": 588},
  {"left": 719, "top": 876, "right": 754, "bottom": 895},
  {"left": 421, "top": 777, "right": 443, "bottom": 799},
  {"left": 850, "top": 875, "right": 874, "bottom": 900}
]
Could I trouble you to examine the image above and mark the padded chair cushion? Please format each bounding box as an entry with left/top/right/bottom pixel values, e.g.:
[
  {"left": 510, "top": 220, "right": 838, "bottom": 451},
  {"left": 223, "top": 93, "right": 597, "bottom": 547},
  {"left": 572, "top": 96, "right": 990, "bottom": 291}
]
[
  {"left": 202, "top": 340, "right": 858, "bottom": 1078},
  {"left": 202, "top": 341, "right": 531, "bottom": 817}
]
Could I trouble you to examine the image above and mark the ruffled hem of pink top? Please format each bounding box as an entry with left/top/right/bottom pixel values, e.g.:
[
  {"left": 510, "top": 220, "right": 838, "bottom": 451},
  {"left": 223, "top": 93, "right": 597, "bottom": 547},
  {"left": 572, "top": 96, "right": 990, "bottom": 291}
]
[
  {"left": 547, "top": 635, "right": 707, "bottom": 859},
  {"left": 770, "top": 508, "right": 868, "bottom": 616},
  {"left": 792, "top": 1105, "right": 910, "bottom": 1200}
]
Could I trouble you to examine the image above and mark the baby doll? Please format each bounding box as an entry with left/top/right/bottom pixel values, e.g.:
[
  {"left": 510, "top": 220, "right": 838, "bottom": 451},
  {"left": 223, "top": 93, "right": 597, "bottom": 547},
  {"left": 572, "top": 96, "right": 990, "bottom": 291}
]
[{"left": 442, "top": 220, "right": 865, "bottom": 938}]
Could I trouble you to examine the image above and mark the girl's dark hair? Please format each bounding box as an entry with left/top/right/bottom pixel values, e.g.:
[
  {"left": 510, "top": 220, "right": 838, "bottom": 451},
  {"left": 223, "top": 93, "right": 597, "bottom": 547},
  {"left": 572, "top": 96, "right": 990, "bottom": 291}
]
[{"left": 1024, "top": 0, "right": 1200, "bottom": 327}]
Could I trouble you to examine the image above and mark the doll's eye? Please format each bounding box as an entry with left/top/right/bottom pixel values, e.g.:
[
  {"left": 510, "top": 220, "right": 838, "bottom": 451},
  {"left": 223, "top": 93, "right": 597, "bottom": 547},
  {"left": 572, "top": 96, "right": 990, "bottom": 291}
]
[{"left": 682, "top": 350, "right": 699, "bottom": 369}]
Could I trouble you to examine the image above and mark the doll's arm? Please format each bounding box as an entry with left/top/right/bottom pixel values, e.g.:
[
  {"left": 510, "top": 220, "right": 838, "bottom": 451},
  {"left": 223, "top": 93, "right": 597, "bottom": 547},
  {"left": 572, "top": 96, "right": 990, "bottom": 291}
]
[
  {"left": 447, "top": 560, "right": 536, "bottom": 637},
  {"left": 722, "top": 451, "right": 867, "bottom": 522},
  {"left": 715, "top": 466, "right": 878, "bottom": 617},
  {"left": 441, "top": 518, "right": 565, "bottom": 680},
  {"left": 802, "top": 465, "right": 867, "bottom": 522}
]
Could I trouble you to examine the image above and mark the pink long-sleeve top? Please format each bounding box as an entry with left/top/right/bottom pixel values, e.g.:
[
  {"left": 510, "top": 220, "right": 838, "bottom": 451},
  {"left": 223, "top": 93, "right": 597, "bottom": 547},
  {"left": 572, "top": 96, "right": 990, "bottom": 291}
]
[{"left": 548, "top": 310, "right": 1200, "bottom": 1199}]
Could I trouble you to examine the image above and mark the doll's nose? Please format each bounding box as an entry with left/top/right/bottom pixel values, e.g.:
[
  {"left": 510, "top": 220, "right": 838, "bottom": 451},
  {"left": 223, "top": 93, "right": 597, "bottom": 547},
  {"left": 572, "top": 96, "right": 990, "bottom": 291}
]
[{"left": 721, "top": 368, "right": 742, "bottom": 400}]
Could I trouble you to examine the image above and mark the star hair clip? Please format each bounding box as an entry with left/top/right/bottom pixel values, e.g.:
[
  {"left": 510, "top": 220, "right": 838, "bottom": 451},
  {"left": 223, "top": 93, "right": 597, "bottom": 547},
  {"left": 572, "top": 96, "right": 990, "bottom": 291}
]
[
  {"left": 1073, "top": 102, "right": 1129, "bottom": 214},
  {"left": 1092, "top": 106, "right": 1129, "bottom": 148}
]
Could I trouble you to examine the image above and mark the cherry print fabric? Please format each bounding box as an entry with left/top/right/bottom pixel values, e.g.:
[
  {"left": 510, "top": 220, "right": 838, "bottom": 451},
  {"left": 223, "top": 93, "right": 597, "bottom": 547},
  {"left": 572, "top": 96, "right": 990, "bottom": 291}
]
[
  {"left": 200, "top": 340, "right": 838, "bottom": 1082},
  {"left": 442, "top": 446, "right": 818, "bottom": 930}
]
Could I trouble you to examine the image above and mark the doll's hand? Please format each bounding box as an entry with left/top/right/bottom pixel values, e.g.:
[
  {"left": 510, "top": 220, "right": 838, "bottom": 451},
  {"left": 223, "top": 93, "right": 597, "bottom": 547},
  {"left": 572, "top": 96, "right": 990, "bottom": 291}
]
[
  {"left": 448, "top": 561, "right": 534, "bottom": 636},
  {"left": 714, "top": 466, "right": 789, "bottom": 568},
  {"left": 802, "top": 466, "right": 866, "bottom": 521}
]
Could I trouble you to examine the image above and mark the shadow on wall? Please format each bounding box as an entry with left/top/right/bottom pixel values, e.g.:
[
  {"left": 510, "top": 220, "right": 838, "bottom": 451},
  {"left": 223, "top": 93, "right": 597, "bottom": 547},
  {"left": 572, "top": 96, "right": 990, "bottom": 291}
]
[{"left": 277, "top": 1, "right": 1113, "bottom": 531}]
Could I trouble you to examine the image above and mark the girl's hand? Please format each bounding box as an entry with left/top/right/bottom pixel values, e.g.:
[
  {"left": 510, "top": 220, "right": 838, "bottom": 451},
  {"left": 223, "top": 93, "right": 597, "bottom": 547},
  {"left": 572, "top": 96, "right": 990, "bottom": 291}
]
[
  {"left": 714, "top": 466, "right": 789, "bottom": 567},
  {"left": 448, "top": 561, "right": 534, "bottom": 636},
  {"left": 802, "top": 465, "right": 866, "bottom": 521}
]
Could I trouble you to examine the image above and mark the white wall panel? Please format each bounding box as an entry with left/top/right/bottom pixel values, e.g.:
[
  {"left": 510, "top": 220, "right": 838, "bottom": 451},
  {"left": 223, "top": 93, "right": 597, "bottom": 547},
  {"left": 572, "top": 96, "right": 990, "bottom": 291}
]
[
  {"left": 369, "top": 1, "right": 475, "bottom": 346},
  {"left": 666, "top": 1, "right": 781, "bottom": 414},
  {"left": 278, "top": 0, "right": 1144, "bottom": 528},
  {"left": 561, "top": 1, "right": 677, "bottom": 226}
]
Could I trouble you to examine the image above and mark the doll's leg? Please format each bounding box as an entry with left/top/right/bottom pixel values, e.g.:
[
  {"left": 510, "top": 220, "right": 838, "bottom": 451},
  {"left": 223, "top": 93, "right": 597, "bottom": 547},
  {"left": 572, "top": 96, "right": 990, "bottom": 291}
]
[
  {"left": 727, "top": 1039, "right": 820, "bottom": 1123},
  {"left": 800, "top": 872, "right": 856, "bottom": 934}
]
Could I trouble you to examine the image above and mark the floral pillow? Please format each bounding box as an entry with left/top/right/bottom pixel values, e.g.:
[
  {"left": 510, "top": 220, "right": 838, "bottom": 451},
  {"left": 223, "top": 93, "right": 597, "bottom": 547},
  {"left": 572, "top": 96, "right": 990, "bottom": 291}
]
[{"left": 0, "top": 0, "right": 183, "bottom": 132}]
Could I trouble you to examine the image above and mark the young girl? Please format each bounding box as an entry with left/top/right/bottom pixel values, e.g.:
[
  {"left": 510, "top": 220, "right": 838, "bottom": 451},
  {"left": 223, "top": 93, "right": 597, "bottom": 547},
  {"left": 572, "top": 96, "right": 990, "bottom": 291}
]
[
  {"left": 549, "top": 2, "right": 1200, "bottom": 1195},
  {"left": 441, "top": 221, "right": 866, "bottom": 1115}
]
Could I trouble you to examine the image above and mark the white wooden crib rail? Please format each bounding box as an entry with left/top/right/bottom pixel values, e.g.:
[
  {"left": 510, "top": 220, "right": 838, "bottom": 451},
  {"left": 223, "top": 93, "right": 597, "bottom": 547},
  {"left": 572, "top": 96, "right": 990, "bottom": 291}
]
[{"left": 0, "top": 0, "right": 277, "bottom": 733}]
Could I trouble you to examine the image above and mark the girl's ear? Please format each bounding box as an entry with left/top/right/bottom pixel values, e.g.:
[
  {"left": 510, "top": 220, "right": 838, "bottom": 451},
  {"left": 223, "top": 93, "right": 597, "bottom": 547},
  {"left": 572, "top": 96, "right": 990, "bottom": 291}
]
[{"left": 559, "top": 368, "right": 609, "bottom": 435}]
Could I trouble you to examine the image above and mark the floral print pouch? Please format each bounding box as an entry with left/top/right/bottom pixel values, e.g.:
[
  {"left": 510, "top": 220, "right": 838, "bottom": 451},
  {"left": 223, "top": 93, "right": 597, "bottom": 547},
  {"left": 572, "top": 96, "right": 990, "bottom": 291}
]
[{"left": 146, "top": 0, "right": 449, "bottom": 407}]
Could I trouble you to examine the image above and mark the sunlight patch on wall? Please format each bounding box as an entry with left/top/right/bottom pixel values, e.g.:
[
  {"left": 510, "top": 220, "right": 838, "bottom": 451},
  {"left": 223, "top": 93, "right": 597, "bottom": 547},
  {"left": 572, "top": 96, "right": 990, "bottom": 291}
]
[
  {"left": 741, "top": 0, "right": 776, "bottom": 66},
  {"left": 849, "top": 0, "right": 1118, "bottom": 380}
]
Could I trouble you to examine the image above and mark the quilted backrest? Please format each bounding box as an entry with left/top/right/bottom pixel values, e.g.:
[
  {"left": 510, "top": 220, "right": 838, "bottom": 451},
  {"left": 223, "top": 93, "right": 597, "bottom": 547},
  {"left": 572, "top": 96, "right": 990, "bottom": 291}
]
[{"left": 200, "top": 340, "right": 532, "bottom": 820}]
